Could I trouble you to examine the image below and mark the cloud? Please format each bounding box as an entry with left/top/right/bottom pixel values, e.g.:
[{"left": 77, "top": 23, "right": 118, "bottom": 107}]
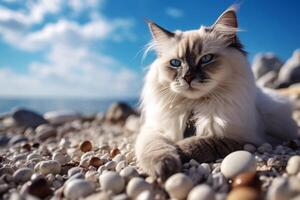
[
  {"left": 165, "top": 7, "right": 184, "bottom": 18},
  {"left": 0, "top": 0, "right": 141, "bottom": 98}
]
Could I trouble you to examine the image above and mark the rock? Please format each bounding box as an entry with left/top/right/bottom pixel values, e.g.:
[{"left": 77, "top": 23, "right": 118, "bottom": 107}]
[
  {"left": 257, "top": 143, "right": 272, "bottom": 153},
  {"left": 243, "top": 144, "right": 257, "bottom": 153},
  {"left": 64, "top": 179, "right": 94, "bottom": 200},
  {"left": 227, "top": 187, "right": 261, "bottom": 200},
  {"left": 136, "top": 191, "right": 154, "bottom": 200},
  {"left": 110, "top": 148, "right": 121, "bottom": 158},
  {"left": 89, "top": 157, "right": 103, "bottom": 168},
  {"left": 126, "top": 177, "right": 152, "bottom": 198},
  {"left": 52, "top": 152, "right": 71, "bottom": 165},
  {"left": 116, "top": 160, "right": 127, "bottom": 172},
  {"left": 80, "top": 140, "right": 93, "bottom": 152},
  {"left": 13, "top": 168, "right": 33, "bottom": 183},
  {"left": 252, "top": 53, "right": 283, "bottom": 80},
  {"left": 8, "top": 135, "right": 28, "bottom": 145},
  {"left": 221, "top": 151, "right": 257, "bottom": 179},
  {"left": 266, "top": 177, "right": 291, "bottom": 200},
  {"left": 232, "top": 172, "right": 260, "bottom": 189},
  {"left": 12, "top": 108, "right": 47, "bottom": 128},
  {"left": 35, "top": 124, "right": 57, "bottom": 141},
  {"left": 119, "top": 166, "right": 139, "bottom": 183},
  {"left": 105, "top": 102, "right": 137, "bottom": 124},
  {"left": 165, "top": 173, "right": 194, "bottom": 200},
  {"left": 99, "top": 171, "right": 125, "bottom": 194},
  {"left": 28, "top": 177, "right": 52, "bottom": 198},
  {"left": 125, "top": 115, "right": 140, "bottom": 132},
  {"left": 0, "top": 134, "right": 10, "bottom": 146},
  {"left": 256, "top": 70, "right": 278, "bottom": 88},
  {"left": 187, "top": 184, "right": 215, "bottom": 200},
  {"left": 286, "top": 155, "right": 300, "bottom": 175},
  {"left": 37, "top": 160, "right": 61, "bottom": 175},
  {"left": 44, "top": 110, "right": 80, "bottom": 125},
  {"left": 277, "top": 49, "right": 300, "bottom": 88}
]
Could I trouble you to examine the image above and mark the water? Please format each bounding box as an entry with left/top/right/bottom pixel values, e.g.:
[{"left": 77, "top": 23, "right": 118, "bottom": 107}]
[{"left": 0, "top": 97, "right": 139, "bottom": 115}]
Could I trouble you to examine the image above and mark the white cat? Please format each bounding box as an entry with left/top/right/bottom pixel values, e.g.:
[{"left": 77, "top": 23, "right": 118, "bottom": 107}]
[{"left": 135, "top": 6, "right": 298, "bottom": 180}]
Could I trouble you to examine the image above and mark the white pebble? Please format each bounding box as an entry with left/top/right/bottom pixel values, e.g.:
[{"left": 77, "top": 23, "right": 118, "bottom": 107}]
[
  {"left": 64, "top": 179, "right": 94, "bottom": 200},
  {"left": 187, "top": 184, "right": 215, "bottom": 200},
  {"left": 52, "top": 152, "right": 70, "bottom": 165},
  {"left": 136, "top": 190, "right": 154, "bottom": 200},
  {"left": 116, "top": 160, "right": 127, "bottom": 172},
  {"left": 119, "top": 166, "right": 139, "bottom": 183},
  {"left": 126, "top": 177, "right": 152, "bottom": 198},
  {"left": 165, "top": 173, "right": 193, "bottom": 199},
  {"left": 99, "top": 171, "right": 125, "bottom": 194},
  {"left": 221, "top": 151, "right": 256, "bottom": 178},
  {"left": 105, "top": 161, "right": 117, "bottom": 171},
  {"left": 37, "top": 160, "right": 61, "bottom": 175},
  {"left": 286, "top": 156, "right": 300, "bottom": 175}
]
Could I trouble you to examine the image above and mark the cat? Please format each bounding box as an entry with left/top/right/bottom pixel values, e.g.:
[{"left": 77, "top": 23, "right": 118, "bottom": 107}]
[{"left": 135, "top": 6, "right": 299, "bottom": 181}]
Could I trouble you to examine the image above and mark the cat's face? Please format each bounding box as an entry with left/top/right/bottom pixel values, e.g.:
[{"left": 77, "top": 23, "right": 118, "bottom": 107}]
[{"left": 148, "top": 7, "right": 245, "bottom": 99}]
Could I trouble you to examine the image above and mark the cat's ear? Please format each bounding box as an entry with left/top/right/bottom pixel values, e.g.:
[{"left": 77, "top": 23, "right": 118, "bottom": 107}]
[
  {"left": 211, "top": 6, "right": 238, "bottom": 35},
  {"left": 147, "top": 21, "right": 174, "bottom": 44}
]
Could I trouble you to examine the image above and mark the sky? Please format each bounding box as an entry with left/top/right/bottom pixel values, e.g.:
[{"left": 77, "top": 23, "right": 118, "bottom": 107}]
[{"left": 0, "top": 0, "right": 299, "bottom": 98}]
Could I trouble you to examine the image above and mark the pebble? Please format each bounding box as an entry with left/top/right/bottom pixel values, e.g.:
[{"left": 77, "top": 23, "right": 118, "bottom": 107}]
[
  {"left": 13, "top": 168, "right": 33, "bottom": 183},
  {"left": 28, "top": 177, "right": 52, "bottom": 198},
  {"left": 44, "top": 110, "right": 80, "bottom": 125},
  {"left": 136, "top": 190, "right": 155, "bottom": 200},
  {"left": 187, "top": 184, "right": 215, "bottom": 200},
  {"left": 165, "top": 173, "right": 194, "bottom": 199},
  {"left": 35, "top": 124, "right": 57, "bottom": 141},
  {"left": 116, "top": 160, "right": 127, "bottom": 172},
  {"left": 89, "top": 157, "right": 103, "bottom": 168},
  {"left": 126, "top": 177, "right": 152, "bottom": 198},
  {"left": 227, "top": 187, "right": 261, "bottom": 200},
  {"left": 52, "top": 152, "right": 70, "bottom": 165},
  {"left": 257, "top": 143, "right": 273, "bottom": 153},
  {"left": 119, "top": 166, "right": 139, "bottom": 183},
  {"left": 221, "top": 151, "right": 257, "bottom": 178},
  {"left": 244, "top": 144, "right": 257, "bottom": 153},
  {"left": 110, "top": 148, "right": 121, "bottom": 158},
  {"left": 64, "top": 179, "right": 95, "bottom": 200},
  {"left": 12, "top": 108, "right": 47, "bottom": 128},
  {"left": 286, "top": 155, "right": 300, "bottom": 175},
  {"left": 37, "top": 160, "right": 61, "bottom": 175},
  {"left": 99, "top": 171, "right": 125, "bottom": 194},
  {"left": 80, "top": 140, "right": 93, "bottom": 152},
  {"left": 232, "top": 172, "right": 260, "bottom": 189}
]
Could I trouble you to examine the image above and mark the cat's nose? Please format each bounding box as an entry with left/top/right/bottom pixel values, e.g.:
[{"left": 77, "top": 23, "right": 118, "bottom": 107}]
[{"left": 183, "top": 74, "right": 194, "bottom": 84}]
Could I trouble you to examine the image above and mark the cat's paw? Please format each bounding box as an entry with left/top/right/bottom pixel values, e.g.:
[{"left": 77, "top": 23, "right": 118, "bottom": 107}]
[{"left": 139, "top": 149, "right": 182, "bottom": 181}]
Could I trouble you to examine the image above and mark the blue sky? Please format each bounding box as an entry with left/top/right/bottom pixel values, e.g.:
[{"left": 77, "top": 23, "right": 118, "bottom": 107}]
[{"left": 0, "top": 0, "right": 299, "bottom": 98}]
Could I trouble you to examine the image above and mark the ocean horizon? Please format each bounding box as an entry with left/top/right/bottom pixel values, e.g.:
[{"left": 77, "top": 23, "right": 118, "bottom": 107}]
[{"left": 0, "top": 97, "right": 139, "bottom": 115}]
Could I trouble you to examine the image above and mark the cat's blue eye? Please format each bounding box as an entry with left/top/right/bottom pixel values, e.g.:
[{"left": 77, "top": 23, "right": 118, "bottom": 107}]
[
  {"left": 170, "top": 59, "right": 181, "bottom": 68},
  {"left": 200, "top": 54, "right": 214, "bottom": 64}
]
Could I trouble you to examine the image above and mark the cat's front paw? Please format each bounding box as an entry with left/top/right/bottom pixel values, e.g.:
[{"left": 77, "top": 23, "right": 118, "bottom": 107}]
[{"left": 139, "top": 149, "right": 182, "bottom": 181}]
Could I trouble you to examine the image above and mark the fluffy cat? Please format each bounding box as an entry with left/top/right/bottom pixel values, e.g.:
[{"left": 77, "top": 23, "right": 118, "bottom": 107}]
[{"left": 135, "top": 6, "right": 299, "bottom": 180}]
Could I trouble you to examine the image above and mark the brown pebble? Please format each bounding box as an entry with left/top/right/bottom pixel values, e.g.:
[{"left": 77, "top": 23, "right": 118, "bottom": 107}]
[
  {"left": 110, "top": 148, "right": 120, "bottom": 158},
  {"left": 232, "top": 172, "right": 261, "bottom": 189},
  {"left": 32, "top": 142, "right": 40, "bottom": 148},
  {"left": 227, "top": 187, "right": 261, "bottom": 200},
  {"left": 28, "top": 177, "right": 52, "bottom": 198},
  {"left": 80, "top": 140, "right": 93, "bottom": 152},
  {"left": 89, "top": 157, "right": 103, "bottom": 168},
  {"left": 22, "top": 143, "right": 31, "bottom": 151}
]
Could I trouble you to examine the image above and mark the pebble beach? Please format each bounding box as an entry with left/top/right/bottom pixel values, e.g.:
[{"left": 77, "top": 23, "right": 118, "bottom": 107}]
[{"left": 1, "top": 95, "right": 300, "bottom": 200}]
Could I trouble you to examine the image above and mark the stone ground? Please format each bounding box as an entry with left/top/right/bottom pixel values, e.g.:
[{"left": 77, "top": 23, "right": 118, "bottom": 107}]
[{"left": 1, "top": 96, "right": 300, "bottom": 200}]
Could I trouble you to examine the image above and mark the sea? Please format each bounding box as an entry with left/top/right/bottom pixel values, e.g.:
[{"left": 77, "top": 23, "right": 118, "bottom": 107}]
[{"left": 0, "top": 97, "right": 139, "bottom": 115}]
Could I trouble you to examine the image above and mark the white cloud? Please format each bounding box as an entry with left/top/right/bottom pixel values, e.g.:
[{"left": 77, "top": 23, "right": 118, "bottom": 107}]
[
  {"left": 0, "top": 0, "right": 141, "bottom": 98},
  {"left": 165, "top": 7, "right": 184, "bottom": 18}
]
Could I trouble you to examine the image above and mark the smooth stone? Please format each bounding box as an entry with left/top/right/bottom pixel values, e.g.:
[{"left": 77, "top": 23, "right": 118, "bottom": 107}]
[
  {"left": 286, "top": 156, "right": 300, "bottom": 175},
  {"left": 110, "top": 148, "right": 121, "bottom": 158},
  {"left": 227, "top": 187, "right": 261, "bottom": 200},
  {"left": 221, "top": 151, "right": 257, "bottom": 179},
  {"left": 105, "top": 161, "right": 117, "bottom": 170},
  {"left": 28, "top": 177, "right": 52, "bottom": 198},
  {"left": 125, "top": 115, "right": 140, "bottom": 132},
  {"left": 187, "top": 184, "right": 215, "bottom": 200},
  {"left": 8, "top": 135, "right": 28, "bottom": 145},
  {"left": 126, "top": 177, "right": 152, "bottom": 198},
  {"left": 99, "top": 171, "right": 125, "bottom": 194},
  {"left": 38, "top": 160, "right": 61, "bottom": 175},
  {"left": 64, "top": 179, "right": 94, "bottom": 200},
  {"left": 119, "top": 166, "right": 139, "bottom": 183},
  {"left": 80, "top": 140, "right": 93, "bottom": 152},
  {"left": 35, "top": 124, "right": 57, "bottom": 141},
  {"left": 116, "top": 160, "right": 127, "bottom": 172},
  {"left": 89, "top": 157, "right": 103, "bottom": 168},
  {"left": 44, "top": 110, "right": 80, "bottom": 125},
  {"left": 112, "top": 193, "right": 129, "bottom": 200},
  {"left": 27, "top": 153, "right": 42, "bottom": 161},
  {"left": 0, "top": 167, "right": 14, "bottom": 175},
  {"left": 113, "top": 154, "right": 126, "bottom": 163},
  {"left": 12, "top": 108, "right": 47, "bottom": 128},
  {"left": 0, "top": 134, "right": 10, "bottom": 146},
  {"left": 136, "top": 191, "right": 155, "bottom": 200},
  {"left": 243, "top": 144, "right": 257, "bottom": 153},
  {"left": 165, "top": 173, "right": 193, "bottom": 199},
  {"left": 257, "top": 143, "right": 272, "bottom": 153},
  {"left": 13, "top": 168, "right": 33, "bottom": 183},
  {"left": 52, "top": 152, "right": 71, "bottom": 165},
  {"left": 68, "top": 167, "right": 83, "bottom": 177},
  {"left": 232, "top": 172, "right": 260, "bottom": 189}
]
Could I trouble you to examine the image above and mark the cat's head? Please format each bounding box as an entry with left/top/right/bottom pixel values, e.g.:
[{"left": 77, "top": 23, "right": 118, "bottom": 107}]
[{"left": 147, "top": 6, "right": 246, "bottom": 99}]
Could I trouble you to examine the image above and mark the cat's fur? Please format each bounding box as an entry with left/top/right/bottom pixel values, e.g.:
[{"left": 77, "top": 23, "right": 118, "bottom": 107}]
[{"left": 135, "top": 6, "right": 299, "bottom": 180}]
